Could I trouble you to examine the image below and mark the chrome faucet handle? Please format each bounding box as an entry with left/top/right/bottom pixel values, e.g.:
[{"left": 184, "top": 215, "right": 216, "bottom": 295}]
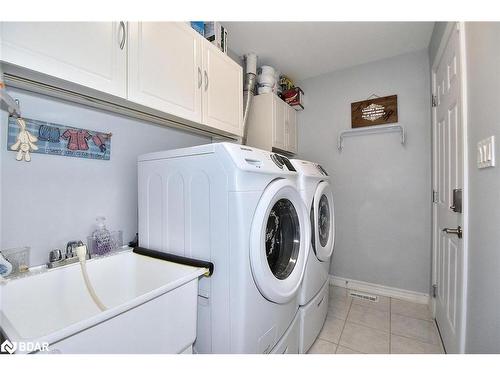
[
  {"left": 65, "top": 241, "right": 78, "bottom": 258},
  {"left": 49, "top": 249, "right": 62, "bottom": 262}
]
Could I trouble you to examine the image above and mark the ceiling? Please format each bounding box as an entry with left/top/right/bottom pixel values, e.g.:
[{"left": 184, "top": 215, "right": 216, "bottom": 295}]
[{"left": 224, "top": 22, "right": 434, "bottom": 81}]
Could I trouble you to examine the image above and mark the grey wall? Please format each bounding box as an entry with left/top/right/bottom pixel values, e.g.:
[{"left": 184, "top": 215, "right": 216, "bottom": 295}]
[
  {"left": 463, "top": 22, "right": 500, "bottom": 354},
  {"left": 0, "top": 88, "right": 209, "bottom": 267},
  {"left": 298, "top": 50, "right": 432, "bottom": 294},
  {"left": 428, "top": 22, "right": 450, "bottom": 65}
]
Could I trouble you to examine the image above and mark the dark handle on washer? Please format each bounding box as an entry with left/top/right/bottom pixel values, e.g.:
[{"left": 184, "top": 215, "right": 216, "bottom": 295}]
[{"left": 133, "top": 247, "right": 214, "bottom": 276}]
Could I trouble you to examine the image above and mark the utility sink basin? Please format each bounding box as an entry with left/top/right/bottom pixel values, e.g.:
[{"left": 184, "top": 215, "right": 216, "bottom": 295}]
[{"left": 0, "top": 249, "right": 206, "bottom": 354}]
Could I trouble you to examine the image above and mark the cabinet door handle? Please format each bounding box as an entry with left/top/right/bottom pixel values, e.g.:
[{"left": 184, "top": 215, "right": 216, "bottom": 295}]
[
  {"left": 119, "top": 21, "right": 126, "bottom": 50},
  {"left": 198, "top": 67, "right": 202, "bottom": 89},
  {"left": 204, "top": 70, "right": 209, "bottom": 91}
]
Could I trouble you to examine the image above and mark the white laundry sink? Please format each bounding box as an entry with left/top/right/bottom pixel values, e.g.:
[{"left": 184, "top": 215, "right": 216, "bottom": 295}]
[{"left": 0, "top": 249, "right": 206, "bottom": 354}]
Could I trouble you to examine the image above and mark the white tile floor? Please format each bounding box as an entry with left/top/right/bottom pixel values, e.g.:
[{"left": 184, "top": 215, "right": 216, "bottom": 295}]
[{"left": 307, "top": 285, "right": 445, "bottom": 354}]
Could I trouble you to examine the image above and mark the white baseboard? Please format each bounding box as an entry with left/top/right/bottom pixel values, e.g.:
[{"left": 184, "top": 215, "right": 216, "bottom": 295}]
[{"left": 330, "top": 275, "right": 430, "bottom": 305}]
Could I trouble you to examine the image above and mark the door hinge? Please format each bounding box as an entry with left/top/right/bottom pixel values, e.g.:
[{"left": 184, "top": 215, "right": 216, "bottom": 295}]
[
  {"left": 432, "top": 190, "right": 439, "bottom": 204},
  {"left": 432, "top": 284, "right": 437, "bottom": 298},
  {"left": 432, "top": 95, "right": 437, "bottom": 108}
]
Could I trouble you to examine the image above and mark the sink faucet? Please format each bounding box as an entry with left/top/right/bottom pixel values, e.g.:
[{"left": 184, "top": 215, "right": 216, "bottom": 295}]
[
  {"left": 66, "top": 241, "right": 81, "bottom": 259},
  {"left": 47, "top": 240, "right": 84, "bottom": 269}
]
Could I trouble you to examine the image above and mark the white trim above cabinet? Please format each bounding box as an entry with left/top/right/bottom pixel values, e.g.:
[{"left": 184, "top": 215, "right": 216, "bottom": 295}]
[
  {"left": 0, "top": 22, "right": 243, "bottom": 139},
  {"left": 246, "top": 93, "right": 298, "bottom": 154}
]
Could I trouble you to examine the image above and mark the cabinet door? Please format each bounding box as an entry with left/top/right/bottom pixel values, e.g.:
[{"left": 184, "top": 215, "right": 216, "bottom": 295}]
[
  {"left": 272, "top": 97, "right": 287, "bottom": 150},
  {"left": 0, "top": 22, "right": 127, "bottom": 97},
  {"left": 202, "top": 42, "right": 243, "bottom": 136},
  {"left": 128, "top": 22, "right": 203, "bottom": 123},
  {"left": 286, "top": 106, "right": 298, "bottom": 154}
]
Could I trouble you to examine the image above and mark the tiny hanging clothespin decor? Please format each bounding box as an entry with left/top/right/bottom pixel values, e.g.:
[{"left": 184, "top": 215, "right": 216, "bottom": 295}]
[{"left": 10, "top": 117, "right": 39, "bottom": 162}]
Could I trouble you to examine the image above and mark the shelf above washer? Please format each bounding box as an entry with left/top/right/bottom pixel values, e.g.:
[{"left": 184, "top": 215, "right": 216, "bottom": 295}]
[{"left": 337, "top": 124, "right": 405, "bottom": 151}]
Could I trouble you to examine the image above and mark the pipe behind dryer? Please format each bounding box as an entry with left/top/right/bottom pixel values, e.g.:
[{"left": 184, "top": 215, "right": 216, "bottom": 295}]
[{"left": 241, "top": 53, "right": 257, "bottom": 145}]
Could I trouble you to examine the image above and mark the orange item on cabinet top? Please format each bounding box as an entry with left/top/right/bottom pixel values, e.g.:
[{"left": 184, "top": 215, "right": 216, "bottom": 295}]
[{"left": 281, "top": 87, "right": 304, "bottom": 111}]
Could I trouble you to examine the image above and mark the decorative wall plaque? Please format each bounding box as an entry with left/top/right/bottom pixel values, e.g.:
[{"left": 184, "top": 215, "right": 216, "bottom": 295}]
[
  {"left": 351, "top": 95, "right": 398, "bottom": 128},
  {"left": 7, "top": 117, "right": 112, "bottom": 160}
]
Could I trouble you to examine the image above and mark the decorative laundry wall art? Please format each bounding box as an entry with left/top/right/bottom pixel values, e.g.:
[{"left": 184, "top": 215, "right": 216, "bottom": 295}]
[
  {"left": 351, "top": 95, "right": 398, "bottom": 128},
  {"left": 7, "top": 117, "right": 112, "bottom": 160},
  {"left": 9, "top": 118, "right": 39, "bottom": 162}
]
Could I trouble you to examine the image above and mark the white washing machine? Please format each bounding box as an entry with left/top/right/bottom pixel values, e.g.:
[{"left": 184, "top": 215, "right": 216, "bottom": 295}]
[
  {"left": 290, "top": 159, "right": 335, "bottom": 353},
  {"left": 138, "top": 143, "right": 310, "bottom": 353}
]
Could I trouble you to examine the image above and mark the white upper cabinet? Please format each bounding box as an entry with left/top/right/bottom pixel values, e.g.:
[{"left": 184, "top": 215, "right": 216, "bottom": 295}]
[
  {"left": 245, "top": 93, "right": 299, "bottom": 155},
  {"left": 202, "top": 41, "right": 243, "bottom": 137},
  {"left": 0, "top": 22, "right": 243, "bottom": 138},
  {"left": 273, "top": 96, "right": 287, "bottom": 150},
  {"left": 128, "top": 22, "right": 203, "bottom": 124},
  {"left": 0, "top": 22, "right": 127, "bottom": 97},
  {"left": 286, "top": 105, "right": 298, "bottom": 154}
]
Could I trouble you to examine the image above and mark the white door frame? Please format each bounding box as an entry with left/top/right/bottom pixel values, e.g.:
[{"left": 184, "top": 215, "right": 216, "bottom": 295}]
[{"left": 430, "top": 21, "right": 469, "bottom": 354}]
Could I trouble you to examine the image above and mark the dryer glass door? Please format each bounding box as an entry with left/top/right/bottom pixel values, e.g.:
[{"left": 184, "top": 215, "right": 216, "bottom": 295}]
[
  {"left": 250, "top": 179, "right": 310, "bottom": 304},
  {"left": 311, "top": 181, "right": 335, "bottom": 262},
  {"left": 265, "top": 198, "right": 300, "bottom": 280}
]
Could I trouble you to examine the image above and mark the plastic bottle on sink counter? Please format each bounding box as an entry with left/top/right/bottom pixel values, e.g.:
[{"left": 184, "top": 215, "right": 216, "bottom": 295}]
[
  {"left": 0, "top": 252, "right": 13, "bottom": 277},
  {"left": 91, "top": 216, "right": 116, "bottom": 256}
]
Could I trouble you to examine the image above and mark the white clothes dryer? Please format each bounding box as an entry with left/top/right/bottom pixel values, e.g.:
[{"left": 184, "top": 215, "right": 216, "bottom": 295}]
[
  {"left": 290, "top": 159, "right": 335, "bottom": 353},
  {"left": 138, "top": 143, "right": 310, "bottom": 353}
]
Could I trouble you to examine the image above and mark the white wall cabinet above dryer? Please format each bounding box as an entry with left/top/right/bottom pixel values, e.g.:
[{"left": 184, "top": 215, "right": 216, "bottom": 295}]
[
  {"left": 127, "top": 22, "right": 203, "bottom": 124},
  {"left": 0, "top": 22, "right": 127, "bottom": 98},
  {"left": 246, "top": 93, "right": 298, "bottom": 154},
  {"left": 202, "top": 40, "right": 243, "bottom": 136},
  {"left": 0, "top": 22, "right": 243, "bottom": 138},
  {"left": 128, "top": 22, "right": 243, "bottom": 136}
]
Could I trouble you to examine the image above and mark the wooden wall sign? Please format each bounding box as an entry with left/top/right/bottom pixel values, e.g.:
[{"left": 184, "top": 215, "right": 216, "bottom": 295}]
[{"left": 351, "top": 95, "right": 398, "bottom": 128}]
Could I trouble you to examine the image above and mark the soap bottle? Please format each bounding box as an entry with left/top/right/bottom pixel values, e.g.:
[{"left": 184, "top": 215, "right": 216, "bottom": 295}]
[
  {"left": 92, "top": 216, "right": 115, "bottom": 256},
  {"left": 0, "top": 252, "right": 13, "bottom": 278}
]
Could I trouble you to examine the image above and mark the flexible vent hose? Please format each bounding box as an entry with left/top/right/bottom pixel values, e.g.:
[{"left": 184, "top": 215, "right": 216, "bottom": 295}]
[
  {"left": 76, "top": 245, "right": 107, "bottom": 311},
  {"left": 241, "top": 72, "right": 256, "bottom": 145}
]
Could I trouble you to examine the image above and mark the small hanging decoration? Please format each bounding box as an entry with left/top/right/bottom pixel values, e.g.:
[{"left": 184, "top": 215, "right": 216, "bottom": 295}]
[
  {"left": 351, "top": 94, "right": 398, "bottom": 128},
  {"left": 10, "top": 118, "right": 39, "bottom": 162},
  {"left": 7, "top": 117, "right": 112, "bottom": 161}
]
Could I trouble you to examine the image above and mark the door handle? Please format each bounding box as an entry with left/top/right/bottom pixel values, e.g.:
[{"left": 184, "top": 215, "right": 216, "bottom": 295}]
[
  {"left": 204, "top": 70, "right": 209, "bottom": 91},
  {"left": 119, "top": 21, "right": 126, "bottom": 50},
  {"left": 442, "top": 226, "right": 462, "bottom": 239}
]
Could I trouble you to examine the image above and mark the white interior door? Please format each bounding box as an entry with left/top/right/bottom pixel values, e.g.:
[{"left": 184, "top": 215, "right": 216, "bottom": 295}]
[{"left": 432, "top": 23, "right": 467, "bottom": 354}]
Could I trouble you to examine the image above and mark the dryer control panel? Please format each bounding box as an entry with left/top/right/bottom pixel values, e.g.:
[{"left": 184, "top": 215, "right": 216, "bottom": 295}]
[
  {"left": 222, "top": 143, "right": 297, "bottom": 174},
  {"left": 290, "top": 159, "right": 329, "bottom": 177}
]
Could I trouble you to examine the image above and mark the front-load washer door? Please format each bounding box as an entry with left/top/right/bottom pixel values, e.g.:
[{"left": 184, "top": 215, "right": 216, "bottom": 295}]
[
  {"left": 311, "top": 181, "right": 335, "bottom": 262},
  {"left": 250, "top": 179, "right": 311, "bottom": 304}
]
